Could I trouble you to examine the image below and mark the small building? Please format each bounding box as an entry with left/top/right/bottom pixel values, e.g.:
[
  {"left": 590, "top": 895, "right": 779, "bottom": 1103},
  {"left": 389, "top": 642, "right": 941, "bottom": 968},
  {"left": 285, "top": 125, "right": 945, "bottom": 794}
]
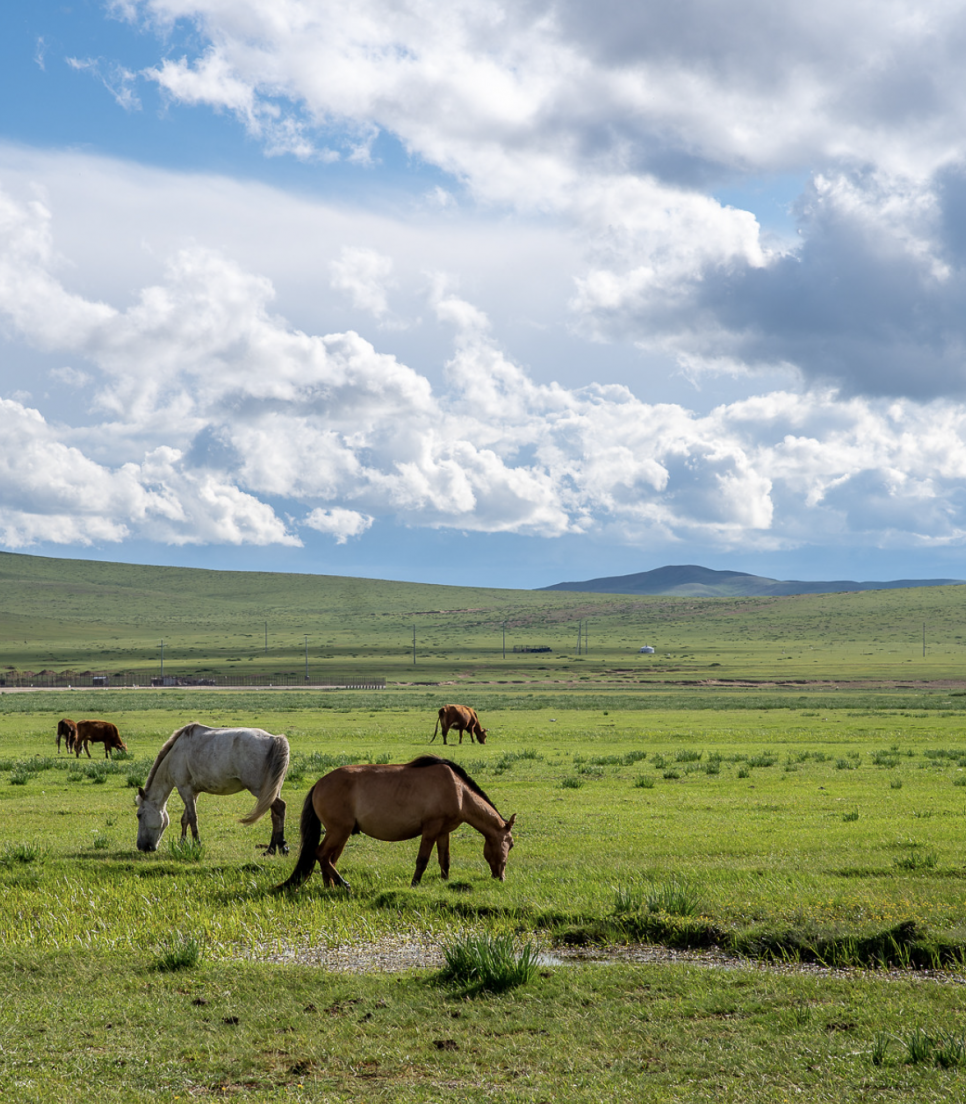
[
  {"left": 92, "top": 674, "right": 109, "bottom": 687},
  {"left": 639, "top": 645, "right": 655, "bottom": 654}
]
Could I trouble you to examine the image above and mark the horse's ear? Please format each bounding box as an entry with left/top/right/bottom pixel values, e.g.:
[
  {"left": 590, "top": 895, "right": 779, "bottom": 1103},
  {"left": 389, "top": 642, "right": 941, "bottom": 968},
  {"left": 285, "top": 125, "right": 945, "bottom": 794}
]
[
  {"left": 505, "top": 813, "right": 516, "bottom": 829},
  {"left": 137, "top": 786, "right": 145, "bottom": 799}
]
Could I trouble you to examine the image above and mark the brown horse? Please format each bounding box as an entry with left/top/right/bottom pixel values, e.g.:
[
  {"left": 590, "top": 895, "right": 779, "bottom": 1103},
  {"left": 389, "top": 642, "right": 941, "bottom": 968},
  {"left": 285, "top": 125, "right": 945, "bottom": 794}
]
[
  {"left": 430, "top": 703, "right": 487, "bottom": 745},
  {"left": 56, "top": 718, "right": 78, "bottom": 753},
  {"left": 276, "top": 756, "right": 516, "bottom": 891},
  {"left": 73, "top": 719, "right": 127, "bottom": 759}
]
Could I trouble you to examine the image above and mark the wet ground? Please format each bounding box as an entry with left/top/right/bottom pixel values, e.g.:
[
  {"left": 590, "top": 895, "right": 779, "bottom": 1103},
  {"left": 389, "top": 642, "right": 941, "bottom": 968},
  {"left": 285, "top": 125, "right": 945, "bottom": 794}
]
[{"left": 246, "top": 935, "right": 966, "bottom": 984}]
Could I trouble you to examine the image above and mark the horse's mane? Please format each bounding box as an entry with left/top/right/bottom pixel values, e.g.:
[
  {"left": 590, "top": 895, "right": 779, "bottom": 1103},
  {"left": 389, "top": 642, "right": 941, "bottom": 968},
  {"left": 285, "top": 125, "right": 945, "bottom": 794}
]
[
  {"left": 408, "top": 755, "right": 504, "bottom": 821},
  {"left": 144, "top": 722, "right": 201, "bottom": 791}
]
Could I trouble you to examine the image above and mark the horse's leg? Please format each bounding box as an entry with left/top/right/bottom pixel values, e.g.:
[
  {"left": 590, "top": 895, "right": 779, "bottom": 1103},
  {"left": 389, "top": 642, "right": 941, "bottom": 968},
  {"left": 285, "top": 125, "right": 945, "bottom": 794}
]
[
  {"left": 264, "top": 796, "right": 288, "bottom": 855},
  {"left": 412, "top": 822, "right": 444, "bottom": 886},
  {"left": 436, "top": 833, "right": 451, "bottom": 880},
  {"left": 318, "top": 829, "right": 351, "bottom": 888},
  {"left": 178, "top": 790, "right": 199, "bottom": 841}
]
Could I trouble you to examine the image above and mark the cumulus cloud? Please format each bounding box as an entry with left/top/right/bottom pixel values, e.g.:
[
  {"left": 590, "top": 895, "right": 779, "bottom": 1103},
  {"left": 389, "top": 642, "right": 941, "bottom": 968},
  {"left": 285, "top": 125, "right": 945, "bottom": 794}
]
[
  {"left": 0, "top": 184, "right": 965, "bottom": 556},
  {"left": 106, "top": 0, "right": 966, "bottom": 401},
  {"left": 329, "top": 246, "right": 396, "bottom": 320},
  {"left": 303, "top": 507, "right": 373, "bottom": 543},
  {"left": 0, "top": 397, "right": 294, "bottom": 548}
]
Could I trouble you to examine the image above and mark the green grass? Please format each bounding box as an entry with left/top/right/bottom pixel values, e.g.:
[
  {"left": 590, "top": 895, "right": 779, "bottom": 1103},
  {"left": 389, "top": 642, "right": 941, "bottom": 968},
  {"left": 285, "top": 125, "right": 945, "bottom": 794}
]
[
  {"left": 2, "top": 950, "right": 966, "bottom": 1101},
  {"left": 437, "top": 933, "right": 539, "bottom": 994},
  {"left": 6, "top": 702, "right": 966, "bottom": 967},
  {"left": 5, "top": 548, "right": 966, "bottom": 690},
  {"left": 7, "top": 659, "right": 966, "bottom": 1096},
  {"left": 152, "top": 931, "right": 203, "bottom": 972}
]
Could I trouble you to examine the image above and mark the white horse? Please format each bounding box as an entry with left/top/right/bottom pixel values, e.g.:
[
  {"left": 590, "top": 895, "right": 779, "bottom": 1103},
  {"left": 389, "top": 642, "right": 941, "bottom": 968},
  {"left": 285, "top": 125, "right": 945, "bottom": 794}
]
[{"left": 136, "top": 722, "right": 291, "bottom": 854}]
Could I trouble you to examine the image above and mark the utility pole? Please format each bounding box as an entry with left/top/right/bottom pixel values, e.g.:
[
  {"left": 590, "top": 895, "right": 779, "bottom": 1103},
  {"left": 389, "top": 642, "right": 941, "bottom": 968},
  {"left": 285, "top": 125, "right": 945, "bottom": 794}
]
[
  {"left": 502, "top": 620, "right": 506, "bottom": 659},
  {"left": 413, "top": 625, "right": 416, "bottom": 665},
  {"left": 304, "top": 635, "right": 309, "bottom": 681},
  {"left": 923, "top": 622, "right": 926, "bottom": 658},
  {"left": 264, "top": 621, "right": 268, "bottom": 655},
  {"left": 160, "top": 639, "right": 164, "bottom": 681}
]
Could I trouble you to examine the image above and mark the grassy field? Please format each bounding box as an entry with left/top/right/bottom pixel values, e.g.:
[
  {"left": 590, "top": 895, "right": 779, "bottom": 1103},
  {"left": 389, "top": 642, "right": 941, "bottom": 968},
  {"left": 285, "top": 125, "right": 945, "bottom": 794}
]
[
  {"left": 3, "top": 549, "right": 966, "bottom": 686},
  {"left": 5, "top": 553, "right": 966, "bottom": 1099},
  {"left": 5, "top": 696, "right": 966, "bottom": 1099}
]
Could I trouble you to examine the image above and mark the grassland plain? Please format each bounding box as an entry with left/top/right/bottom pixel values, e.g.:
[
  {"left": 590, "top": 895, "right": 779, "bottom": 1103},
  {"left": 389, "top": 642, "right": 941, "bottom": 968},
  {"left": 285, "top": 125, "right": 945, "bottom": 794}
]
[
  {"left": 5, "top": 697, "right": 966, "bottom": 1099},
  {"left": 4, "top": 549, "right": 966, "bottom": 687}
]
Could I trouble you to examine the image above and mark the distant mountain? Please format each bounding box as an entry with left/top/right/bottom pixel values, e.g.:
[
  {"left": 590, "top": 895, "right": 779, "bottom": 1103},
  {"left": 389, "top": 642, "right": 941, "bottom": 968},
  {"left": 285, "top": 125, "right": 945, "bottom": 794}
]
[{"left": 539, "top": 564, "right": 966, "bottom": 597}]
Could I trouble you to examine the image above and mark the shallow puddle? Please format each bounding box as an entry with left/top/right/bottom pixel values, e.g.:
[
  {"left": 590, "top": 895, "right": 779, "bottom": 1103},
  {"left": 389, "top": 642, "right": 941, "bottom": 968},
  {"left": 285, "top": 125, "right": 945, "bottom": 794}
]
[{"left": 242, "top": 936, "right": 966, "bottom": 983}]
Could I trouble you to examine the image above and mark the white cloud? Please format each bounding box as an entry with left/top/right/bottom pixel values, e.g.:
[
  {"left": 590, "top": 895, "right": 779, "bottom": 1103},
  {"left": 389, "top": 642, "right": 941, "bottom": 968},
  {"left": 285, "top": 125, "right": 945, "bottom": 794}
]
[
  {"left": 0, "top": 395, "right": 296, "bottom": 549},
  {"left": 49, "top": 366, "right": 92, "bottom": 388},
  {"left": 66, "top": 56, "right": 141, "bottom": 111},
  {"left": 0, "top": 181, "right": 965, "bottom": 557},
  {"left": 329, "top": 246, "right": 396, "bottom": 320},
  {"left": 104, "top": 0, "right": 966, "bottom": 402},
  {"left": 303, "top": 507, "right": 373, "bottom": 542}
]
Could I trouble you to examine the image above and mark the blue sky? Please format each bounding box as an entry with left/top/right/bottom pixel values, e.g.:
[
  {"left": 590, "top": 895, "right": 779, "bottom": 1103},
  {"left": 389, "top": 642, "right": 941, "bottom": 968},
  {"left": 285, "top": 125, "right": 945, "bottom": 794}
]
[{"left": 2, "top": 1, "right": 966, "bottom": 588}]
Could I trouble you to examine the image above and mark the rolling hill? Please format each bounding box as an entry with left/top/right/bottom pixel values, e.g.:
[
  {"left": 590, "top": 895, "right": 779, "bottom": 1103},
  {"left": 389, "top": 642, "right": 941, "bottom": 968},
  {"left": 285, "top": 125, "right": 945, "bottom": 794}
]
[{"left": 540, "top": 564, "right": 965, "bottom": 597}]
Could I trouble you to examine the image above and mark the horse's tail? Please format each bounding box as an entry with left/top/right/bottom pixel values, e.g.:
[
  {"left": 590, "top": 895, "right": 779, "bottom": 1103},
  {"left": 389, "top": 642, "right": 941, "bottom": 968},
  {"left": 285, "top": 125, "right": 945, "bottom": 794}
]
[
  {"left": 240, "top": 735, "right": 291, "bottom": 825},
  {"left": 430, "top": 712, "right": 440, "bottom": 742},
  {"left": 275, "top": 784, "right": 322, "bottom": 891}
]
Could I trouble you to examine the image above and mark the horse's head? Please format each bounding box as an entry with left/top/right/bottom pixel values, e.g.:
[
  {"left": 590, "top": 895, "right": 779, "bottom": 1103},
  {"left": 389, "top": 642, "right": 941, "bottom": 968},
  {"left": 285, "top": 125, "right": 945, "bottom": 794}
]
[
  {"left": 476, "top": 728, "right": 488, "bottom": 745},
  {"left": 483, "top": 813, "right": 516, "bottom": 880},
  {"left": 136, "top": 787, "right": 170, "bottom": 851}
]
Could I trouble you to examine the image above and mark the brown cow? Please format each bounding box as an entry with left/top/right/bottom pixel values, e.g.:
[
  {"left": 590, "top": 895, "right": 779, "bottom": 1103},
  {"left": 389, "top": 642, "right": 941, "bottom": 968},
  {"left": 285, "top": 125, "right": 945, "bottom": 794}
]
[
  {"left": 73, "top": 719, "right": 127, "bottom": 759},
  {"left": 430, "top": 704, "right": 487, "bottom": 746},
  {"left": 56, "top": 718, "right": 78, "bottom": 753}
]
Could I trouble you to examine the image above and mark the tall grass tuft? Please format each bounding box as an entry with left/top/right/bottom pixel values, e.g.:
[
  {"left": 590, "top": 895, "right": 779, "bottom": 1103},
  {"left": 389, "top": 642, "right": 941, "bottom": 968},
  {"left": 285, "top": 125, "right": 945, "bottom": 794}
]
[
  {"left": 152, "top": 932, "right": 202, "bottom": 972},
  {"left": 437, "top": 933, "right": 539, "bottom": 994},
  {"left": 616, "top": 876, "right": 703, "bottom": 917},
  {"left": 896, "top": 1026, "right": 966, "bottom": 1067},
  {"left": 894, "top": 850, "right": 937, "bottom": 872},
  {"left": 675, "top": 749, "right": 702, "bottom": 763},
  {"left": 871, "top": 1032, "right": 891, "bottom": 1067},
  {"left": 935, "top": 1033, "right": 966, "bottom": 1068},
  {"left": 904, "top": 1028, "right": 936, "bottom": 1066},
  {"left": 613, "top": 884, "right": 643, "bottom": 914},
  {"left": 0, "top": 841, "right": 47, "bottom": 867},
  {"left": 167, "top": 836, "right": 205, "bottom": 861},
  {"left": 643, "top": 876, "right": 702, "bottom": 917},
  {"left": 747, "top": 753, "right": 776, "bottom": 768}
]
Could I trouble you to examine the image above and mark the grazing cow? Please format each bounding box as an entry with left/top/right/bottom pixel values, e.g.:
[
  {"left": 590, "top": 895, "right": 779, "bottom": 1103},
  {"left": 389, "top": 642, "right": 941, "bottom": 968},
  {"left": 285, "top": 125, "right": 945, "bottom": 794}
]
[
  {"left": 430, "top": 704, "right": 487, "bottom": 746},
  {"left": 73, "top": 719, "right": 127, "bottom": 759},
  {"left": 56, "top": 718, "right": 78, "bottom": 753}
]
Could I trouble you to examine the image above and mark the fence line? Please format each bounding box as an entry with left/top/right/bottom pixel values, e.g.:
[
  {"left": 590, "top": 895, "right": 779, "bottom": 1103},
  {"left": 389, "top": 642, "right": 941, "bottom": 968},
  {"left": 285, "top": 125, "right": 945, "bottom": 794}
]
[{"left": 0, "top": 671, "right": 386, "bottom": 690}]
